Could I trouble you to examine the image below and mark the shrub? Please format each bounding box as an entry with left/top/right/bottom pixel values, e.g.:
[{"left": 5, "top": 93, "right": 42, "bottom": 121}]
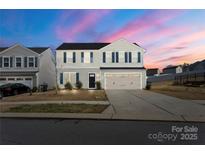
[
  {"left": 145, "top": 82, "right": 151, "bottom": 90},
  {"left": 32, "top": 87, "right": 38, "bottom": 92},
  {"left": 95, "top": 81, "right": 102, "bottom": 90},
  {"left": 75, "top": 81, "right": 83, "bottom": 89},
  {"left": 65, "top": 81, "right": 73, "bottom": 90}
]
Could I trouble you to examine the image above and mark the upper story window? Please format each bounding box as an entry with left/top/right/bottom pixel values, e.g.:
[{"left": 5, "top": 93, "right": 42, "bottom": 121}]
[
  {"left": 24, "top": 57, "right": 27, "bottom": 67},
  {"left": 138, "top": 52, "right": 141, "bottom": 63},
  {"left": 112, "top": 52, "right": 119, "bottom": 63},
  {"left": 102, "top": 52, "right": 106, "bottom": 63},
  {"left": 63, "top": 52, "right": 67, "bottom": 63},
  {"left": 125, "top": 52, "right": 132, "bottom": 63},
  {"left": 15, "top": 57, "right": 22, "bottom": 68},
  {"left": 90, "top": 52, "right": 93, "bottom": 63},
  {"left": 3, "top": 57, "right": 9, "bottom": 68},
  {"left": 81, "top": 52, "right": 84, "bottom": 63},
  {"left": 28, "top": 57, "right": 34, "bottom": 67},
  {"left": 73, "top": 52, "right": 76, "bottom": 63}
]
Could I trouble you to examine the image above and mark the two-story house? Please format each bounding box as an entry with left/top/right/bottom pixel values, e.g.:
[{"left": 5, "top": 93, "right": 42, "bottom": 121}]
[
  {"left": 0, "top": 44, "right": 56, "bottom": 89},
  {"left": 56, "top": 39, "right": 146, "bottom": 89}
]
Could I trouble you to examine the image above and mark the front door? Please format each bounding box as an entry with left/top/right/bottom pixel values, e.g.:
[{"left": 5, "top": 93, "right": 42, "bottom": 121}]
[{"left": 89, "top": 73, "right": 95, "bottom": 88}]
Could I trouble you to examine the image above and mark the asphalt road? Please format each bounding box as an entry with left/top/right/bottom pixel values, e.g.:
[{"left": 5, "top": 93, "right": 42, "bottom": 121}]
[{"left": 0, "top": 118, "right": 205, "bottom": 144}]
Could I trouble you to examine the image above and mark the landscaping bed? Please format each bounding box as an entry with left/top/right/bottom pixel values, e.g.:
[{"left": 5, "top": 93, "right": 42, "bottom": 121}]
[{"left": 3, "top": 103, "right": 109, "bottom": 113}]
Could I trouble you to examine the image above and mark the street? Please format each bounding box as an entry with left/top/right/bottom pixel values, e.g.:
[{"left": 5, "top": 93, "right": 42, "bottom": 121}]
[{"left": 0, "top": 118, "right": 205, "bottom": 144}]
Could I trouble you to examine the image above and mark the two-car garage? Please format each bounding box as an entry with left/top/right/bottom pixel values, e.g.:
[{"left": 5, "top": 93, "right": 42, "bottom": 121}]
[{"left": 104, "top": 72, "right": 143, "bottom": 89}]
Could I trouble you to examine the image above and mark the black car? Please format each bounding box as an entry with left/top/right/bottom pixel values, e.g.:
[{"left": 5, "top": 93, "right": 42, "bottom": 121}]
[{"left": 0, "top": 83, "right": 31, "bottom": 97}]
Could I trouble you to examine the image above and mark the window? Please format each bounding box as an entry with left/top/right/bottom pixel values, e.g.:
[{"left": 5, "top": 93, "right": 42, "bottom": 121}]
[
  {"left": 81, "top": 52, "right": 84, "bottom": 63},
  {"left": 0, "top": 78, "right": 6, "bottom": 81},
  {"left": 8, "top": 78, "right": 15, "bottom": 81},
  {"left": 125, "top": 52, "right": 132, "bottom": 63},
  {"left": 3, "top": 57, "right": 9, "bottom": 68},
  {"left": 24, "top": 57, "right": 27, "bottom": 67},
  {"left": 112, "top": 52, "right": 115, "bottom": 63},
  {"left": 17, "top": 78, "right": 23, "bottom": 81},
  {"left": 63, "top": 52, "right": 67, "bottom": 63},
  {"left": 90, "top": 52, "right": 93, "bottom": 63},
  {"left": 76, "top": 72, "right": 79, "bottom": 83},
  {"left": 129, "top": 52, "right": 132, "bottom": 63},
  {"left": 60, "top": 73, "right": 63, "bottom": 84},
  {"left": 25, "top": 78, "right": 32, "bottom": 80},
  {"left": 102, "top": 52, "right": 106, "bottom": 63},
  {"left": 15, "top": 57, "right": 22, "bottom": 68},
  {"left": 73, "top": 52, "right": 76, "bottom": 63},
  {"left": 112, "top": 52, "right": 119, "bottom": 63},
  {"left": 28, "top": 57, "right": 34, "bottom": 67},
  {"left": 138, "top": 52, "right": 141, "bottom": 63}
]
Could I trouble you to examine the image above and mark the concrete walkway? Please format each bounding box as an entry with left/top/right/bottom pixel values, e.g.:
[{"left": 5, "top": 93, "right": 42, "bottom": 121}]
[{"left": 105, "top": 90, "right": 205, "bottom": 122}]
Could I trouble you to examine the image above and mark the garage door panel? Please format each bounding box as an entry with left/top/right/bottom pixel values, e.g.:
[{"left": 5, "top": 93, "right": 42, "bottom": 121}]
[
  {"left": 0, "top": 77, "right": 33, "bottom": 88},
  {"left": 105, "top": 73, "right": 141, "bottom": 89}
]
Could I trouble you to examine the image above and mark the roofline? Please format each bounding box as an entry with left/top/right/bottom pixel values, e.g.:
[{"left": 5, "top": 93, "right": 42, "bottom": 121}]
[
  {"left": 0, "top": 44, "right": 49, "bottom": 55},
  {"left": 100, "top": 67, "right": 145, "bottom": 69}
]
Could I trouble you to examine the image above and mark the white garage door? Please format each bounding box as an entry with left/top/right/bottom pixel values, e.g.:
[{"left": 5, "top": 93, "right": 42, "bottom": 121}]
[
  {"left": 0, "top": 77, "right": 33, "bottom": 88},
  {"left": 104, "top": 73, "right": 142, "bottom": 89}
]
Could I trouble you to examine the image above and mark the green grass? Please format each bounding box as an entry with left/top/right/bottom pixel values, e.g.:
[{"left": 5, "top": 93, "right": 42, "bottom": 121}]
[{"left": 5, "top": 104, "right": 109, "bottom": 113}]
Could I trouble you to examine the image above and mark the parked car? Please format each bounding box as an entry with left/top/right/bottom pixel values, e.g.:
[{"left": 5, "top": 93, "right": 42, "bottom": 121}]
[{"left": 0, "top": 83, "right": 31, "bottom": 97}]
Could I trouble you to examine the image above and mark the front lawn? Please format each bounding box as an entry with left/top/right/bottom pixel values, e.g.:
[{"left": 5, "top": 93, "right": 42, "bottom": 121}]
[
  {"left": 1, "top": 89, "right": 108, "bottom": 102},
  {"left": 4, "top": 103, "right": 109, "bottom": 113},
  {"left": 150, "top": 84, "right": 205, "bottom": 100}
]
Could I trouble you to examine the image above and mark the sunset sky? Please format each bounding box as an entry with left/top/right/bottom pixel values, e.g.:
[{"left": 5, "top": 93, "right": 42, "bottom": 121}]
[{"left": 0, "top": 9, "right": 205, "bottom": 69}]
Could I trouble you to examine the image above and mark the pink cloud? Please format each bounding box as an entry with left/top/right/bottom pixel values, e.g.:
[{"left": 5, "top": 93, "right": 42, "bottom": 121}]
[
  {"left": 99, "top": 10, "right": 184, "bottom": 42},
  {"left": 56, "top": 10, "right": 111, "bottom": 41},
  {"left": 149, "top": 29, "right": 205, "bottom": 55}
]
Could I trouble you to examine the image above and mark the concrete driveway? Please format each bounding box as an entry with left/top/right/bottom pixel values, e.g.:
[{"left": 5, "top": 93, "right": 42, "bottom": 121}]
[{"left": 105, "top": 90, "right": 205, "bottom": 122}]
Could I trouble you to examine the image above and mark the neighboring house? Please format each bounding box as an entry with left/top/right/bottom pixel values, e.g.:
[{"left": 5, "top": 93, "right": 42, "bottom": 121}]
[
  {"left": 0, "top": 44, "right": 56, "bottom": 89},
  {"left": 183, "top": 59, "right": 205, "bottom": 72},
  {"left": 56, "top": 38, "right": 146, "bottom": 90},
  {"left": 162, "top": 65, "right": 182, "bottom": 74},
  {"left": 146, "top": 68, "right": 160, "bottom": 76}
]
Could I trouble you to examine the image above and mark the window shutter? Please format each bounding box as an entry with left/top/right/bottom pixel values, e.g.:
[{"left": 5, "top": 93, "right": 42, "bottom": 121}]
[
  {"left": 63, "top": 52, "right": 67, "bottom": 63},
  {"left": 125, "top": 52, "right": 128, "bottom": 63},
  {"left": 129, "top": 52, "right": 132, "bottom": 63},
  {"left": 10, "top": 57, "right": 13, "bottom": 67},
  {"left": 35, "top": 57, "right": 38, "bottom": 67},
  {"left": 24, "top": 57, "right": 27, "bottom": 67},
  {"left": 0, "top": 57, "right": 2, "bottom": 68}
]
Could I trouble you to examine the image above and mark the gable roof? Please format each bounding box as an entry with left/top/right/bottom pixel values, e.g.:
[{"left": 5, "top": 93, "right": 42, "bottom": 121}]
[
  {"left": 163, "top": 65, "right": 181, "bottom": 70},
  {"left": 56, "top": 42, "right": 140, "bottom": 50},
  {"left": 0, "top": 46, "right": 49, "bottom": 54}
]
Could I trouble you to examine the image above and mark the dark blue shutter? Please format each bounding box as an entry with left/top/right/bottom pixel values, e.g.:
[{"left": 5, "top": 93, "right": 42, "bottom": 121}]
[
  {"left": 63, "top": 52, "right": 67, "bottom": 63},
  {"left": 138, "top": 52, "right": 141, "bottom": 63},
  {"left": 112, "top": 52, "right": 115, "bottom": 63},
  {"left": 10, "top": 57, "right": 13, "bottom": 67},
  {"left": 35, "top": 57, "right": 38, "bottom": 67},
  {"left": 90, "top": 52, "right": 93, "bottom": 63},
  {"left": 60, "top": 73, "right": 63, "bottom": 84},
  {"left": 0, "top": 57, "right": 2, "bottom": 68},
  {"left": 125, "top": 52, "right": 128, "bottom": 63},
  {"left": 129, "top": 52, "right": 132, "bottom": 63},
  {"left": 103, "top": 52, "right": 106, "bottom": 63},
  {"left": 76, "top": 72, "right": 79, "bottom": 83},
  {"left": 24, "top": 57, "right": 27, "bottom": 67},
  {"left": 81, "top": 52, "right": 84, "bottom": 63},
  {"left": 116, "top": 52, "right": 119, "bottom": 63},
  {"left": 73, "top": 52, "right": 76, "bottom": 63}
]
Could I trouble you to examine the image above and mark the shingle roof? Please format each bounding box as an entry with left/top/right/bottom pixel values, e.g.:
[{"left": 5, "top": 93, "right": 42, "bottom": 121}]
[
  {"left": 56, "top": 43, "right": 110, "bottom": 50},
  {"left": 0, "top": 46, "right": 49, "bottom": 54},
  {"left": 56, "top": 42, "right": 140, "bottom": 50}
]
